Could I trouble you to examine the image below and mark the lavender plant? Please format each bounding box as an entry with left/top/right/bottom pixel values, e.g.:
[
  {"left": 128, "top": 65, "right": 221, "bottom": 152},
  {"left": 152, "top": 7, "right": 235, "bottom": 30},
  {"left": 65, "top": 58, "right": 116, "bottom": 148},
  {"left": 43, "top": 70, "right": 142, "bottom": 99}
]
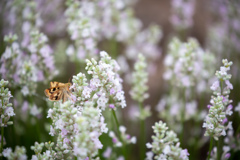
[
  {"left": 2, "top": 146, "right": 27, "bottom": 160},
  {"left": 2, "top": 0, "right": 240, "bottom": 160},
  {"left": 146, "top": 121, "right": 189, "bottom": 160},
  {"left": 130, "top": 54, "right": 150, "bottom": 160},
  {"left": 170, "top": 0, "right": 195, "bottom": 34},
  {"left": 0, "top": 79, "right": 14, "bottom": 155},
  {"left": 203, "top": 59, "right": 233, "bottom": 160},
  {"left": 159, "top": 37, "right": 215, "bottom": 149}
]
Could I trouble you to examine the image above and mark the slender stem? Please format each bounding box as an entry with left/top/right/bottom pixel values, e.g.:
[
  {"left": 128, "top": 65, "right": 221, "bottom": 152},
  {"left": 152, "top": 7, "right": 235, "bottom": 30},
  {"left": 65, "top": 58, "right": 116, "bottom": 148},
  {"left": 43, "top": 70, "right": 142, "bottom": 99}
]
[
  {"left": 139, "top": 102, "right": 145, "bottom": 160},
  {"left": 1, "top": 126, "right": 3, "bottom": 159},
  {"left": 216, "top": 80, "right": 224, "bottom": 159},
  {"left": 180, "top": 88, "right": 186, "bottom": 145},
  {"left": 1, "top": 99, "right": 4, "bottom": 159},
  {"left": 112, "top": 110, "right": 120, "bottom": 130},
  {"left": 111, "top": 109, "right": 127, "bottom": 160},
  {"left": 207, "top": 137, "right": 213, "bottom": 160},
  {"left": 217, "top": 136, "right": 223, "bottom": 160}
]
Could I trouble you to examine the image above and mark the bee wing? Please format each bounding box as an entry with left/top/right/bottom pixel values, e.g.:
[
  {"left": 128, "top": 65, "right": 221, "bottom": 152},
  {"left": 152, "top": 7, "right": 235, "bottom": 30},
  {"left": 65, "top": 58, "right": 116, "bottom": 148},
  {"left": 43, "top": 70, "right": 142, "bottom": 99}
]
[{"left": 62, "top": 89, "right": 72, "bottom": 103}]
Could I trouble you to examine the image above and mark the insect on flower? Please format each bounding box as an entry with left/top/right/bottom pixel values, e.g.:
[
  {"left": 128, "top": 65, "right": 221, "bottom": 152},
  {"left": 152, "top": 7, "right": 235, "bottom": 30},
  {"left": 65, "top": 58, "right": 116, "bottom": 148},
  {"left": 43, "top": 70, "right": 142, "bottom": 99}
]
[{"left": 45, "top": 81, "right": 72, "bottom": 103}]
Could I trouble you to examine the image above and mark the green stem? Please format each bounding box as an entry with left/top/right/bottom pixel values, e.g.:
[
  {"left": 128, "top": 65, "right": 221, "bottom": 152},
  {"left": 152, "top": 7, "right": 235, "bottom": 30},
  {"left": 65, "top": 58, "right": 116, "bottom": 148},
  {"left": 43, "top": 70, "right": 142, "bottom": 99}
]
[
  {"left": 180, "top": 88, "right": 186, "bottom": 145},
  {"left": 139, "top": 102, "right": 145, "bottom": 160},
  {"left": 216, "top": 80, "right": 224, "bottom": 159},
  {"left": 217, "top": 137, "right": 223, "bottom": 160},
  {"left": 1, "top": 99, "right": 4, "bottom": 159},
  {"left": 207, "top": 137, "right": 213, "bottom": 160},
  {"left": 1, "top": 126, "right": 3, "bottom": 159},
  {"left": 111, "top": 109, "right": 127, "bottom": 160}
]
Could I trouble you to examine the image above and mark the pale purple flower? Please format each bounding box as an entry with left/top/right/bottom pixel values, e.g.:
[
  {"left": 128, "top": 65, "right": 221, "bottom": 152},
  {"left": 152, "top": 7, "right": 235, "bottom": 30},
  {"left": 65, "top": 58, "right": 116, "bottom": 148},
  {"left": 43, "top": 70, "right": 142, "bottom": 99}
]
[
  {"left": 226, "top": 105, "right": 233, "bottom": 116},
  {"left": 103, "top": 147, "right": 112, "bottom": 158},
  {"left": 97, "top": 95, "right": 108, "bottom": 110},
  {"left": 22, "top": 101, "right": 29, "bottom": 113},
  {"left": 222, "top": 118, "right": 228, "bottom": 124},
  {"left": 110, "top": 88, "right": 115, "bottom": 95},
  {"left": 55, "top": 119, "right": 64, "bottom": 130},
  {"left": 112, "top": 138, "right": 117, "bottom": 143},
  {"left": 92, "top": 137, "right": 103, "bottom": 149},
  {"left": 37, "top": 70, "right": 44, "bottom": 81},
  {"left": 225, "top": 153, "right": 231, "bottom": 158},
  {"left": 146, "top": 151, "right": 154, "bottom": 160},
  {"left": 90, "top": 78, "right": 101, "bottom": 90},
  {"left": 210, "top": 81, "right": 219, "bottom": 91},
  {"left": 163, "top": 145, "right": 171, "bottom": 154},
  {"left": 225, "top": 80, "right": 233, "bottom": 89},
  {"left": 44, "top": 56, "right": 55, "bottom": 71},
  {"left": 40, "top": 45, "right": 52, "bottom": 58},
  {"left": 49, "top": 125, "right": 55, "bottom": 136},
  {"left": 180, "top": 149, "right": 190, "bottom": 159},
  {"left": 63, "top": 138, "right": 69, "bottom": 144},
  {"left": 82, "top": 87, "right": 92, "bottom": 99},
  {"left": 47, "top": 109, "right": 53, "bottom": 118},
  {"left": 5, "top": 107, "right": 15, "bottom": 117},
  {"left": 61, "top": 129, "right": 68, "bottom": 137},
  {"left": 2, "top": 148, "right": 12, "bottom": 158},
  {"left": 109, "top": 104, "right": 115, "bottom": 109}
]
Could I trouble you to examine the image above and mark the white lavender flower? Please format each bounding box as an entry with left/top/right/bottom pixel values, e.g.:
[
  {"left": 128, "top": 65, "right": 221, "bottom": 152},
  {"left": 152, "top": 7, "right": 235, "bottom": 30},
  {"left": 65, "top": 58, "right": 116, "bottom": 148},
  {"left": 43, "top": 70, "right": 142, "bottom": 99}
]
[
  {"left": 164, "top": 37, "right": 215, "bottom": 90},
  {"left": 2, "top": 146, "right": 27, "bottom": 160},
  {"left": 84, "top": 51, "right": 126, "bottom": 109},
  {"left": 203, "top": 59, "right": 233, "bottom": 140},
  {"left": 31, "top": 141, "right": 56, "bottom": 160},
  {"left": 170, "top": 0, "right": 196, "bottom": 30},
  {"left": 65, "top": 0, "right": 99, "bottom": 61},
  {"left": 0, "top": 79, "right": 14, "bottom": 127},
  {"left": 146, "top": 121, "right": 189, "bottom": 160},
  {"left": 130, "top": 54, "right": 149, "bottom": 103},
  {"left": 109, "top": 125, "right": 136, "bottom": 148},
  {"left": 73, "top": 105, "right": 108, "bottom": 159},
  {"left": 1, "top": 0, "right": 56, "bottom": 97}
]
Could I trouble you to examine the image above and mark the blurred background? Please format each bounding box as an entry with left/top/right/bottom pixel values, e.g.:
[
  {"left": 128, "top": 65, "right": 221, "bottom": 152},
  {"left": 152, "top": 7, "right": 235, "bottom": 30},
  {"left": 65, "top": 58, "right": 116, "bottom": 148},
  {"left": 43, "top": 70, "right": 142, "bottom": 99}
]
[{"left": 0, "top": 0, "right": 240, "bottom": 159}]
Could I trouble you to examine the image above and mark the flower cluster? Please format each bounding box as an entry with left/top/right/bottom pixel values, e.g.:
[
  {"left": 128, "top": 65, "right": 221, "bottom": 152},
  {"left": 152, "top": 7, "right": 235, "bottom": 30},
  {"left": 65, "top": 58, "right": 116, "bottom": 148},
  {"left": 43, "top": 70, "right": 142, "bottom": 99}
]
[
  {"left": 73, "top": 105, "right": 108, "bottom": 159},
  {"left": 130, "top": 54, "right": 149, "bottom": 103},
  {"left": 203, "top": 59, "right": 233, "bottom": 140},
  {"left": 46, "top": 101, "right": 79, "bottom": 159},
  {"left": 1, "top": 1, "right": 56, "bottom": 96},
  {"left": 170, "top": 0, "right": 195, "bottom": 31},
  {"left": 2, "top": 146, "right": 27, "bottom": 160},
  {"left": 42, "top": 51, "right": 129, "bottom": 159},
  {"left": 109, "top": 126, "right": 136, "bottom": 148},
  {"left": 164, "top": 37, "right": 215, "bottom": 91},
  {"left": 207, "top": 1, "right": 240, "bottom": 56},
  {"left": 31, "top": 141, "right": 56, "bottom": 160},
  {"left": 65, "top": 0, "right": 99, "bottom": 61},
  {"left": 71, "top": 51, "right": 126, "bottom": 111},
  {"left": 64, "top": 0, "right": 162, "bottom": 64},
  {"left": 0, "top": 79, "right": 14, "bottom": 127},
  {"left": 146, "top": 121, "right": 189, "bottom": 160},
  {"left": 158, "top": 37, "right": 215, "bottom": 128},
  {"left": 84, "top": 51, "right": 126, "bottom": 109},
  {"left": 33, "top": 100, "right": 106, "bottom": 160}
]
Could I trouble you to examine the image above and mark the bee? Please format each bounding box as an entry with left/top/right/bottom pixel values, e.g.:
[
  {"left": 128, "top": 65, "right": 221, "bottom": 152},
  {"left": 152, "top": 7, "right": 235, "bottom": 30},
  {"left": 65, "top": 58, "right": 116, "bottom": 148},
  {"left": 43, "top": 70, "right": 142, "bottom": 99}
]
[{"left": 44, "top": 81, "right": 72, "bottom": 103}]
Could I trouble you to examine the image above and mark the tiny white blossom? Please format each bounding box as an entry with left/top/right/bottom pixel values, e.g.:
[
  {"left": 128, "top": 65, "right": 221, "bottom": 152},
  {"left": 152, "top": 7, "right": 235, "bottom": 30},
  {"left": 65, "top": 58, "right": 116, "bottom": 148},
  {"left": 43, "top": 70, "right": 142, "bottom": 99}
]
[
  {"left": 2, "top": 148, "right": 12, "bottom": 158},
  {"left": 5, "top": 107, "right": 15, "bottom": 117}
]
